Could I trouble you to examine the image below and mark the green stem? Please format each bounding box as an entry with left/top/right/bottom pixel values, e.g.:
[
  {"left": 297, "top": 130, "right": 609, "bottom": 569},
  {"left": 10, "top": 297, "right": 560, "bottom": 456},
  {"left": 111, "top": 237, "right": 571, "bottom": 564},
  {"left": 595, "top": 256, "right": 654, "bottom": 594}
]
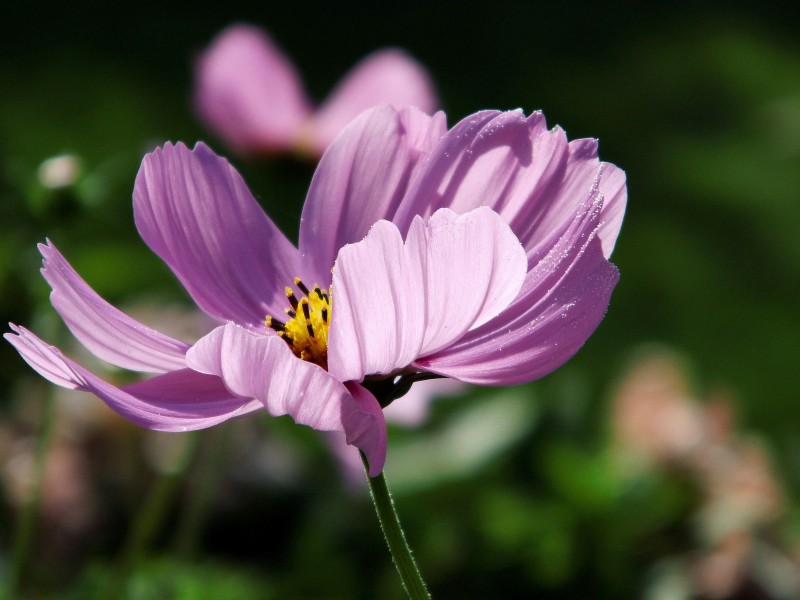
[{"left": 361, "top": 452, "right": 431, "bottom": 600}]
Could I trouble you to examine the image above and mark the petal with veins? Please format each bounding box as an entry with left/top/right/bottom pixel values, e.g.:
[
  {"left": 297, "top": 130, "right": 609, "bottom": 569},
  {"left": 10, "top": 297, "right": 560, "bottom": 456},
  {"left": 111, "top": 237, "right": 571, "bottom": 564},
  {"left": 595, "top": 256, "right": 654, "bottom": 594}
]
[
  {"left": 4, "top": 325, "right": 261, "bottom": 430},
  {"left": 134, "top": 142, "right": 309, "bottom": 328},
  {"left": 417, "top": 191, "right": 619, "bottom": 384},
  {"left": 394, "top": 110, "right": 627, "bottom": 260},
  {"left": 40, "top": 240, "right": 189, "bottom": 373},
  {"left": 186, "top": 323, "right": 387, "bottom": 474},
  {"left": 308, "top": 50, "right": 438, "bottom": 154},
  {"left": 328, "top": 206, "right": 526, "bottom": 382},
  {"left": 300, "top": 105, "right": 446, "bottom": 284}
]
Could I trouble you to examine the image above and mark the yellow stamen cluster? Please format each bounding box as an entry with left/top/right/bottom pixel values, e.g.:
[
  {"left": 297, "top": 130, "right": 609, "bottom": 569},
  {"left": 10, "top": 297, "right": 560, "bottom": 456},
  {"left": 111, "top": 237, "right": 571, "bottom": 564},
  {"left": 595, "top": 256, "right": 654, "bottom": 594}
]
[{"left": 266, "top": 278, "right": 331, "bottom": 367}]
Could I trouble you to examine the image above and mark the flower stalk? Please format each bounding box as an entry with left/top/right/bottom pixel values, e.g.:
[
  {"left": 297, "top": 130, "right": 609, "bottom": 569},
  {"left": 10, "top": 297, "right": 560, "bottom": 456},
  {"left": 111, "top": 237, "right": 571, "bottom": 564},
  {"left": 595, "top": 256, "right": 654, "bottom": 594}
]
[{"left": 361, "top": 452, "right": 431, "bottom": 600}]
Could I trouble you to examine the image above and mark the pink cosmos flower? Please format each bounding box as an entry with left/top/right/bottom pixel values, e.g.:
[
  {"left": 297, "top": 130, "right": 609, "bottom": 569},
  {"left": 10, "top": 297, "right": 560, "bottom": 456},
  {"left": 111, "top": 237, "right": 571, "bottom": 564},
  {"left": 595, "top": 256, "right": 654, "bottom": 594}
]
[
  {"left": 194, "top": 23, "right": 438, "bottom": 157},
  {"left": 5, "top": 105, "right": 626, "bottom": 476}
]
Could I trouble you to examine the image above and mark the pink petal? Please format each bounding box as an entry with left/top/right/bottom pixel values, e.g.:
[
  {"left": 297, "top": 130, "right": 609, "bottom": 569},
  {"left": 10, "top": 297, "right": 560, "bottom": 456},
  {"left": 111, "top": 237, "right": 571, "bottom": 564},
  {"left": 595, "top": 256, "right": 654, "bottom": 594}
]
[
  {"left": 306, "top": 49, "right": 438, "bottom": 154},
  {"left": 39, "top": 240, "right": 189, "bottom": 373},
  {"left": 417, "top": 192, "right": 619, "bottom": 385},
  {"left": 394, "top": 110, "right": 626, "bottom": 261},
  {"left": 134, "top": 142, "right": 309, "bottom": 328},
  {"left": 344, "top": 382, "right": 387, "bottom": 477},
  {"left": 594, "top": 162, "right": 626, "bottom": 257},
  {"left": 514, "top": 138, "right": 627, "bottom": 261},
  {"left": 193, "top": 24, "right": 311, "bottom": 155},
  {"left": 299, "top": 105, "right": 447, "bottom": 283},
  {"left": 392, "top": 110, "right": 548, "bottom": 230},
  {"left": 186, "top": 323, "right": 386, "bottom": 474},
  {"left": 327, "top": 206, "right": 527, "bottom": 383},
  {"left": 4, "top": 325, "right": 261, "bottom": 430}
]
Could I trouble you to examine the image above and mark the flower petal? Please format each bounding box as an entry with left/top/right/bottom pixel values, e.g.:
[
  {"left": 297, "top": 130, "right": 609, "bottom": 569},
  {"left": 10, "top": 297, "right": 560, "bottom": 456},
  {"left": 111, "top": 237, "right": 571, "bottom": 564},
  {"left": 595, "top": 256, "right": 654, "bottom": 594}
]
[
  {"left": 394, "top": 110, "right": 627, "bottom": 261},
  {"left": 193, "top": 24, "right": 311, "bottom": 154},
  {"left": 593, "top": 160, "right": 626, "bottom": 257},
  {"left": 513, "top": 138, "right": 627, "bottom": 261},
  {"left": 327, "top": 206, "right": 527, "bottom": 382},
  {"left": 344, "top": 382, "right": 387, "bottom": 477},
  {"left": 416, "top": 192, "right": 619, "bottom": 384},
  {"left": 39, "top": 240, "right": 189, "bottom": 373},
  {"left": 306, "top": 49, "right": 438, "bottom": 154},
  {"left": 4, "top": 325, "right": 261, "bottom": 430},
  {"left": 134, "top": 142, "right": 308, "bottom": 328},
  {"left": 299, "top": 105, "right": 447, "bottom": 284},
  {"left": 392, "top": 110, "right": 547, "bottom": 230},
  {"left": 186, "top": 323, "right": 386, "bottom": 473}
]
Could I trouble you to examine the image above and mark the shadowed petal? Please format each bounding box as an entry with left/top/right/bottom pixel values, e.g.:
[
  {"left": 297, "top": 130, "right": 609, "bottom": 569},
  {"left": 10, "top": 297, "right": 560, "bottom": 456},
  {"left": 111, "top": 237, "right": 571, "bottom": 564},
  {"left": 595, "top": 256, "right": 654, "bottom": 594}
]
[
  {"left": 394, "top": 110, "right": 626, "bottom": 260},
  {"left": 186, "top": 323, "right": 387, "bottom": 474},
  {"left": 40, "top": 240, "right": 189, "bottom": 373},
  {"left": 328, "top": 207, "right": 526, "bottom": 383},
  {"left": 134, "top": 142, "right": 308, "bottom": 328},
  {"left": 344, "top": 382, "right": 387, "bottom": 477},
  {"left": 513, "top": 138, "right": 627, "bottom": 261},
  {"left": 417, "top": 192, "right": 619, "bottom": 384},
  {"left": 300, "top": 105, "right": 446, "bottom": 284},
  {"left": 393, "top": 110, "right": 545, "bottom": 231},
  {"left": 4, "top": 325, "right": 261, "bottom": 430},
  {"left": 194, "top": 24, "right": 311, "bottom": 154},
  {"left": 307, "top": 49, "right": 438, "bottom": 154}
]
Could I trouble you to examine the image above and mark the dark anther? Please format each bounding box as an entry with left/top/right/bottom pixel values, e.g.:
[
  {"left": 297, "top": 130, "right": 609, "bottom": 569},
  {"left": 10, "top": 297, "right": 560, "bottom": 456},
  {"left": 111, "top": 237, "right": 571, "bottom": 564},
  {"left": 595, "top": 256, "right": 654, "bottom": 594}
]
[
  {"left": 301, "top": 302, "right": 311, "bottom": 321},
  {"left": 321, "top": 308, "right": 328, "bottom": 323},
  {"left": 286, "top": 289, "right": 299, "bottom": 310},
  {"left": 314, "top": 286, "right": 323, "bottom": 299},
  {"left": 267, "top": 317, "right": 286, "bottom": 331},
  {"left": 294, "top": 278, "right": 311, "bottom": 296},
  {"left": 286, "top": 309, "right": 296, "bottom": 318},
  {"left": 306, "top": 322, "right": 315, "bottom": 337}
]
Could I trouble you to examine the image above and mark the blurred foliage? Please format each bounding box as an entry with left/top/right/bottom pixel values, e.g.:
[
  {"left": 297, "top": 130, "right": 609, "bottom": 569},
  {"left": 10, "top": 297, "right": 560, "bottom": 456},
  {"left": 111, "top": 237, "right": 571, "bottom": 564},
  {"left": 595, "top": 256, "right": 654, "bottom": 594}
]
[{"left": 2, "top": 1, "right": 800, "bottom": 598}]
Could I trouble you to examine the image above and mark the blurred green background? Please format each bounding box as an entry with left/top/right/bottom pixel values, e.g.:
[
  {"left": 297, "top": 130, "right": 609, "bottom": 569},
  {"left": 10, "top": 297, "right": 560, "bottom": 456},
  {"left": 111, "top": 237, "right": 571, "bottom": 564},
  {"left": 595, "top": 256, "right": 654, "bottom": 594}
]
[{"left": 2, "top": 1, "right": 800, "bottom": 598}]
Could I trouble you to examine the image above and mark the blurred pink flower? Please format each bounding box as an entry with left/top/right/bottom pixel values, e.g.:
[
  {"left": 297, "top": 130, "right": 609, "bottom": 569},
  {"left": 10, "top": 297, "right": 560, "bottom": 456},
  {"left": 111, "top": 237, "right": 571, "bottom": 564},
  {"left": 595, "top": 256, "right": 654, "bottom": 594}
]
[
  {"left": 382, "top": 378, "right": 464, "bottom": 427},
  {"left": 611, "top": 349, "right": 796, "bottom": 598},
  {"left": 7, "top": 105, "right": 625, "bottom": 476},
  {"left": 611, "top": 352, "right": 706, "bottom": 466},
  {"left": 194, "top": 23, "right": 438, "bottom": 157}
]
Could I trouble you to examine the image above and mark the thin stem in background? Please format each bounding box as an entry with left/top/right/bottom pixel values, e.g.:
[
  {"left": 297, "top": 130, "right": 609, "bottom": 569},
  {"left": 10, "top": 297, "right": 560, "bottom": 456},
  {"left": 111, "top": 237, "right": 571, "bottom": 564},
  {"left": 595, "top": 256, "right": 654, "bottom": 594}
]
[
  {"left": 106, "top": 431, "right": 199, "bottom": 596},
  {"left": 4, "top": 390, "right": 56, "bottom": 600},
  {"left": 172, "top": 425, "right": 232, "bottom": 560}
]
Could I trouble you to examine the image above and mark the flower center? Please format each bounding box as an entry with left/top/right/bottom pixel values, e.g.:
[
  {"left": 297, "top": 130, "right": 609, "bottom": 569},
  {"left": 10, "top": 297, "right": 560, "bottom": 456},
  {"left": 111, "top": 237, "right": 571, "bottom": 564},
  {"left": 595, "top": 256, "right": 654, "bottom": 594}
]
[{"left": 265, "top": 278, "right": 331, "bottom": 368}]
